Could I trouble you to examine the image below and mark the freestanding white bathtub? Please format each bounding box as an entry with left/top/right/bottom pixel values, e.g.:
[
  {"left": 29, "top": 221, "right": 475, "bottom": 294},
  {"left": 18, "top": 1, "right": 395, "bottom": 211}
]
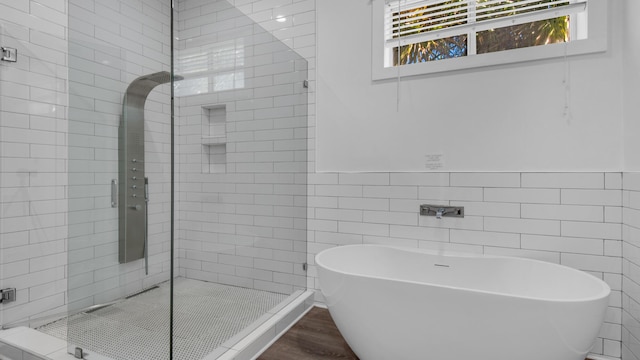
[{"left": 316, "top": 244, "right": 610, "bottom": 360}]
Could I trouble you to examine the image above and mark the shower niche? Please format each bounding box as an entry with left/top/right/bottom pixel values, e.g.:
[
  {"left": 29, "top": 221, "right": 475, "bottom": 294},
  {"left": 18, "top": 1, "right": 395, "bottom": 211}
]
[{"left": 202, "top": 104, "right": 227, "bottom": 174}]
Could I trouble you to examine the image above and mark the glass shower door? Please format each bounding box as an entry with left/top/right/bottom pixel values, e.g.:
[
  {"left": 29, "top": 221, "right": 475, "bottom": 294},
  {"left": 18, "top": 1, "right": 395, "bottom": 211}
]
[
  {"left": 0, "top": 15, "right": 68, "bottom": 332},
  {"left": 62, "top": 1, "right": 174, "bottom": 359},
  {"left": 171, "top": 0, "right": 309, "bottom": 358}
]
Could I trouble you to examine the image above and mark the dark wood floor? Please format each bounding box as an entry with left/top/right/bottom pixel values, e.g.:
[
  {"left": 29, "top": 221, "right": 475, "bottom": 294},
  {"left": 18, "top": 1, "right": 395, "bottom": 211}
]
[
  {"left": 258, "top": 307, "right": 593, "bottom": 360},
  {"left": 257, "top": 307, "right": 359, "bottom": 360}
]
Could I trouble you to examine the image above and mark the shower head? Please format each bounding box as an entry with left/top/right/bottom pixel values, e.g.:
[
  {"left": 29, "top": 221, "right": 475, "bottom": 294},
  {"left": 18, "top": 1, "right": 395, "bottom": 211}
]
[
  {"left": 138, "top": 72, "right": 171, "bottom": 85},
  {"left": 124, "top": 71, "right": 184, "bottom": 100},
  {"left": 136, "top": 71, "right": 184, "bottom": 85}
]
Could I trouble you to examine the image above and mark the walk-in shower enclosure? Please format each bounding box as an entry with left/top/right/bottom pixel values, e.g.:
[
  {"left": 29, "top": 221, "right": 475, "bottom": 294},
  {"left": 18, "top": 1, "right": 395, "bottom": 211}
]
[{"left": 62, "top": 0, "right": 308, "bottom": 358}]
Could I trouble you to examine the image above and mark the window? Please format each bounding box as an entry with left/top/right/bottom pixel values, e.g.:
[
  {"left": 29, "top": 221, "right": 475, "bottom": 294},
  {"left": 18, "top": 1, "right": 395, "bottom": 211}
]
[
  {"left": 175, "top": 39, "right": 246, "bottom": 96},
  {"left": 372, "top": 0, "right": 608, "bottom": 79}
]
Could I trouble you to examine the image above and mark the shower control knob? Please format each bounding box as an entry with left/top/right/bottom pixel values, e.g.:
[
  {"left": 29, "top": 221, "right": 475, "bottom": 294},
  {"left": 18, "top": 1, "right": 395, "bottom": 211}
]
[{"left": 129, "top": 204, "right": 142, "bottom": 211}]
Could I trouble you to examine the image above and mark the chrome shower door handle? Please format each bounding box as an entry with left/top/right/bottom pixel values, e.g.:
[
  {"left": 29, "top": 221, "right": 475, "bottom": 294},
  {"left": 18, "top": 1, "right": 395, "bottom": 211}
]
[
  {"left": 144, "top": 177, "right": 149, "bottom": 202},
  {"left": 111, "top": 179, "right": 118, "bottom": 207},
  {"left": 144, "top": 177, "right": 149, "bottom": 275}
]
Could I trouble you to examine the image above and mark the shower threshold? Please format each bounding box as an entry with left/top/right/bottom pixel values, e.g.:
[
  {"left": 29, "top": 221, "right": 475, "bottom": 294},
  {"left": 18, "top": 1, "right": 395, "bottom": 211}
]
[{"left": 0, "top": 278, "right": 313, "bottom": 360}]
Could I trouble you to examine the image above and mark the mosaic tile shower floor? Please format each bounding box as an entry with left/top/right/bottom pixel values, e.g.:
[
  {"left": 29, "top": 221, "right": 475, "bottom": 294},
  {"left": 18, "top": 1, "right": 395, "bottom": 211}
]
[{"left": 37, "top": 278, "right": 288, "bottom": 360}]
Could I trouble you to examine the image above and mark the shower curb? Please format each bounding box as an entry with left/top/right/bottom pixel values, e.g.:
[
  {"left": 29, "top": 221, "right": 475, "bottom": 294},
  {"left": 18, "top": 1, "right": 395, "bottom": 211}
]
[
  {"left": 0, "top": 326, "right": 74, "bottom": 360},
  {"left": 587, "top": 355, "right": 622, "bottom": 360},
  {"left": 212, "top": 290, "right": 315, "bottom": 360}
]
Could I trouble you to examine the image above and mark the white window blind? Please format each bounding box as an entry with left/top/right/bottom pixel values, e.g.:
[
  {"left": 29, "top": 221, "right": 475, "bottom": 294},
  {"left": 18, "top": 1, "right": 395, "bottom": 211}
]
[{"left": 384, "top": 0, "right": 587, "bottom": 48}]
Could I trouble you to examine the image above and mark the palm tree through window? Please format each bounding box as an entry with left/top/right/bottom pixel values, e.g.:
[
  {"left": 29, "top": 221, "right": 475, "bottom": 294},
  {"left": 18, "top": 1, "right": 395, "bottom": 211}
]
[{"left": 389, "top": 0, "right": 573, "bottom": 66}]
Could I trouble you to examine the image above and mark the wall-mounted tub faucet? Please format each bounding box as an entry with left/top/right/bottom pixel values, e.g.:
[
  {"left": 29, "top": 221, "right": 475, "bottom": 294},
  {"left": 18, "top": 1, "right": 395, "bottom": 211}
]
[{"left": 420, "top": 205, "right": 464, "bottom": 219}]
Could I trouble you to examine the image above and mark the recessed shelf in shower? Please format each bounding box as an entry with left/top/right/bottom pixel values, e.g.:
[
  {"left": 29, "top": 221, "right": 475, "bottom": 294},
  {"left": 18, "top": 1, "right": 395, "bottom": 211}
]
[{"left": 202, "top": 104, "right": 227, "bottom": 174}]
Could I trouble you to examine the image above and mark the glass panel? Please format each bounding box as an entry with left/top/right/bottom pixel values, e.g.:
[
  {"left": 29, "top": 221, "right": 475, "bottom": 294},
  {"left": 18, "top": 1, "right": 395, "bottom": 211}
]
[
  {"left": 393, "top": 35, "right": 468, "bottom": 65},
  {"left": 63, "top": 1, "right": 173, "bottom": 359},
  {"left": 172, "top": 0, "right": 308, "bottom": 358},
  {"left": 0, "top": 13, "right": 67, "bottom": 331},
  {"left": 476, "top": 16, "right": 569, "bottom": 54}
]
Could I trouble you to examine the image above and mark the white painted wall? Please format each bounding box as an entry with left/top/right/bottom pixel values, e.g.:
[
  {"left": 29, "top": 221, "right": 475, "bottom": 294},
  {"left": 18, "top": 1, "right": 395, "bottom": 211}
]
[
  {"left": 623, "top": 0, "right": 640, "bottom": 172},
  {"left": 316, "top": 0, "right": 624, "bottom": 172}
]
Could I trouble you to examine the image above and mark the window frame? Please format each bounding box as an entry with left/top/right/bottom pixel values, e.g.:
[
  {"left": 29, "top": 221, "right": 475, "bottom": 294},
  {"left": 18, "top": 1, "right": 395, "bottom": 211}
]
[{"left": 371, "top": 0, "right": 608, "bottom": 80}]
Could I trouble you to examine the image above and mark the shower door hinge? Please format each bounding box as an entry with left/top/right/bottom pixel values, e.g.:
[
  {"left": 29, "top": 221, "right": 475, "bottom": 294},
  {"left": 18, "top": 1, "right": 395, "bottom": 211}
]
[
  {"left": 1, "top": 47, "right": 17, "bottom": 62},
  {"left": 74, "top": 347, "right": 84, "bottom": 359},
  {"left": 0, "top": 288, "right": 16, "bottom": 304},
  {"left": 302, "top": 263, "right": 308, "bottom": 271},
  {"left": 303, "top": 80, "right": 309, "bottom": 88}
]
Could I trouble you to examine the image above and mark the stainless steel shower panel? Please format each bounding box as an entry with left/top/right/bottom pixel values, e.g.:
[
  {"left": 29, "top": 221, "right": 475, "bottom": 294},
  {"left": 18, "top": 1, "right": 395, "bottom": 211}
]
[{"left": 119, "top": 71, "right": 173, "bottom": 264}]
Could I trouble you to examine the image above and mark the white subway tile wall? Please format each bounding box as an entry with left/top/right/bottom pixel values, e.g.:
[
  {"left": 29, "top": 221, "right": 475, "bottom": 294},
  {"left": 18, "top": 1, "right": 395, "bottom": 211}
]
[
  {"left": 0, "top": 0, "right": 69, "bottom": 326},
  {"left": 623, "top": 172, "right": 640, "bottom": 360},
  {"left": 307, "top": 172, "right": 623, "bottom": 358}
]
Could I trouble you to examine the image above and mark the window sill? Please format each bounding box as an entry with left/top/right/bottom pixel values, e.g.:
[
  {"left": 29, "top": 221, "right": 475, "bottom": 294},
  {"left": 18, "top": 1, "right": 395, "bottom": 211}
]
[{"left": 372, "top": 37, "right": 607, "bottom": 80}]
